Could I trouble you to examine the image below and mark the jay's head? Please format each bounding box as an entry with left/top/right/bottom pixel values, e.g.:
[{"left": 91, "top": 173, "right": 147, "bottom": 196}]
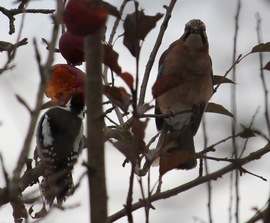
[{"left": 182, "top": 19, "right": 208, "bottom": 47}]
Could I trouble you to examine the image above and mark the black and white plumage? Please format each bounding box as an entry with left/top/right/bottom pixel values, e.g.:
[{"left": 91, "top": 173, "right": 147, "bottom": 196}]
[{"left": 36, "top": 92, "right": 84, "bottom": 205}]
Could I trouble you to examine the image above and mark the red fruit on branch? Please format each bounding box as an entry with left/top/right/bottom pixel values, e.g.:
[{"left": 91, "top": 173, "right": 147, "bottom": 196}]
[
  {"left": 46, "top": 64, "right": 85, "bottom": 104},
  {"left": 59, "top": 31, "right": 84, "bottom": 64},
  {"left": 64, "top": 0, "right": 108, "bottom": 36}
]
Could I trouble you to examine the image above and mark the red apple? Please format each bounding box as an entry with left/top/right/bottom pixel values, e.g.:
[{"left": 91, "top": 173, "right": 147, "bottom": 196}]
[
  {"left": 59, "top": 31, "right": 84, "bottom": 64},
  {"left": 64, "top": 0, "right": 108, "bottom": 36},
  {"left": 46, "top": 64, "right": 85, "bottom": 104}
]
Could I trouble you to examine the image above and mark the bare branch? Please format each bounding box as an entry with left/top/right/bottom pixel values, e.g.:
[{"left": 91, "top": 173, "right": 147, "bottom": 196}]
[
  {"left": 0, "top": 162, "right": 44, "bottom": 206},
  {"left": 108, "top": 143, "right": 270, "bottom": 222},
  {"left": 255, "top": 13, "right": 270, "bottom": 136},
  {"left": 85, "top": 1, "right": 108, "bottom": 222},
  {"left": 12, "top": 0, "right": 63, "bottom": 185},
  {"left": 138, "top": 0, "right": 177, "bottom": 105},
  {"left": 0, "top": 6, "right": 54, "bottom": 34},
  {"left": 230, "top": 1, "right": 242, "bottom": 222}
]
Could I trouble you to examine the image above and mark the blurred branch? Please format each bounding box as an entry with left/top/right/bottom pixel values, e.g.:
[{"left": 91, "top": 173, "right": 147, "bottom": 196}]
[
  {"left": 255, "top": 13, "right": 270, "bottom": 136},
  {"left": 140, "top": 108, "right": 192, "bottom": 118},
  {"left": 85, "top": 1, "right": 108, "bottom": 222},
  {"left": 125, "top": 166, "right": 135, "bottom": 223},
  {"left": 85, "top": 31, "right": 108, "bottom": 222},
  {"left": 0, "top": 162, "right": 44, "bottom": 206},
  {"left": 0, "top": 38, "right": 28, "bottom": 76},
  {"left": 103, "top": 0, "right": 129, "bottom": 125},
  {"left": 106, "top": 0, "right": 128, "bottom": 45},
  {"left": 108, "top": 143, "right": 270, "bottom": 222},
  {"left": 256, "top": 13, "right": 270, "bottom": 222},
  {"left": 230, "top": 1, "right": 242, "bottom": 223},
  {"left": 201, "top": 117, "right": 213, "bottom": 223},
  {"left": 12, "top": 0, "right": 63, "bottom": 186},
  {"left": 0, "top": 2, "right": 29, "bottom": 75},
  {"left": 213, "top": 54, "right": 242, "bottom": 93},
  {"left": 0, "top": 6, "right": 54, "bottom": 34},
  {"left": 0, "top": 38, "right": 28, "bottom": 52},
  {"left": 138, "top": 0, "right": 177, "bottom": 105},
  {"left": 245, "top": 199, "right": 270, "bottom": 223}
]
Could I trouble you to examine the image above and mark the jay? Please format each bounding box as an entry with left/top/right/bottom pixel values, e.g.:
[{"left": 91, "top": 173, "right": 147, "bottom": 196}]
[{"left": 152, "top": 19, "right": 213, "bottom": 171}]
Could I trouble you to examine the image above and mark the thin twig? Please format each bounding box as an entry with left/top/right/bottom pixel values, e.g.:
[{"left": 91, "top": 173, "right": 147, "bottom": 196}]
[
  {"left": 255, "top": 13, "right": 270, "bottom": 136},
  {"left": 0, "top": 6, "right": 54, "bottom": 34},
  {"left": 108, "top": 143, "right": 270, "bottom": 222},
  {"left": 0, "top": 162, "right": 45, "bottom": 206},
  {"left": 201, "top": 117, "right": 213, "bottom": 223},
  {"left": 213, "top": 54, "right": 242, "bottom": 93},
  {"left": 125, "top": 166, "right": 135, "bottom": 223},
  {"left": 255, "top": 13, "right": 270, "bottom": 223},
  {"left": 239, "top": 107, "right": 260, "bottom": 158},
  {"left": 230, "top": 1, "right": 242, "bottom": 223},
  {"left": 140, "top": 109, "right": 192, "bottom": 118},
  {"left": 138, "top": 0, "right": 177, "bottom": 105},
  {"left": 12, "top": 0, "right": 63, "bottom": 187},
  {"left": 103, "top": 0, "right": 129, "bottom": 125},
  {"left": 245, "top": 199, "right": 269, "bottom": 223}
]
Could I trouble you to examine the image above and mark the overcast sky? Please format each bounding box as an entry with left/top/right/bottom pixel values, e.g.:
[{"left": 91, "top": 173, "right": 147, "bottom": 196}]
[{"left": 1, "top": 0, "right": 270, "bottom": 222}]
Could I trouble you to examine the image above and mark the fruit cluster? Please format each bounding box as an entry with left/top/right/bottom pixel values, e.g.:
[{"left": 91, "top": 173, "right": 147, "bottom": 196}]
[
  {"left": 48, "top": 0, "right": 108, "bottom": 104},
  {"left": 60, "top": 0, "right": 108, "bottom": 65}
]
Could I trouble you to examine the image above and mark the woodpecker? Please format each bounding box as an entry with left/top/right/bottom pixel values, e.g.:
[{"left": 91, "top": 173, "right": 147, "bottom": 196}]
[
  {"left": 36, "top": 91, "right": 85, "bottom": 205},
  {"left": 153, "top": 19, "right": 213, "bottom": 170}
]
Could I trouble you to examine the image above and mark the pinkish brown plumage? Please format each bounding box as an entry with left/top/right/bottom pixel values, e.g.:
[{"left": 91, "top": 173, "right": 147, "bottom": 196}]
[{"left": 153, "top": 19, "right": 213, "bottom": 171}]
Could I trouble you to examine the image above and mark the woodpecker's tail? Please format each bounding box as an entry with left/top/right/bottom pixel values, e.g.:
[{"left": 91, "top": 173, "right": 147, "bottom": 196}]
[{"left": 41, "top": 170, "right": 74, "bottom": 206}]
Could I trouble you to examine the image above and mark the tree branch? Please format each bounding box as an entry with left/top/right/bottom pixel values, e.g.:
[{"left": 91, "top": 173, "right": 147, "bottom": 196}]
[
  {"left": 0, "top": 162, "right": 44, "bottom": 206},
  {"left": 85, "top": 1, "right": 108, "bottom": 222},
  {"left": 138, "top": 0, "right": 177, "bottom": 105},
  {"left": 108, "top": 143, "right": 270, "bottom": 222},
  {"left": 0, "top": 6, "right": 54, "bottom": 34},
  {"left": 12, "top": 0, "right": 63, "bottom": 189}
]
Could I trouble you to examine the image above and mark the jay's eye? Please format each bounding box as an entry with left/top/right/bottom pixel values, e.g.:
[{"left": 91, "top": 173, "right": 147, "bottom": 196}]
[{"left": 185, "top": 25, "right": 190, "bottom": 32}]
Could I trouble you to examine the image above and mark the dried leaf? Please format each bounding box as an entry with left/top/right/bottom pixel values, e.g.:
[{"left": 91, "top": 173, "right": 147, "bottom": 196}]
[
  {"left": 111, "top": 119, "right": 148, "bottom": 165},
  {"left": 205, "top": 102, "right": 234, "bottom": 118},
  {"left": 103, "top": 44, "right": 122, "bottom": 74},
  {"left": 131, "top": 118, "right": 148, "bottom": 154},
  {"left": 101, "top": 1, "right": 121, "bottom": 18},
  {"left": 137, "top": 12, "right": 163, "bottom": 40},
  {"left": 123, "top": 11, "right": 140, "bottom": 57},
  {"left": 250, "top": 42, "right": 270, "bottom": 53},
  {"left": 103, "top": 86, "right": 131, "bottom": 112},
  {"left": 112, "top": 139, "right": 136, "bottom": 164},
  {"left": 109, "top": 128, "right": 137, "bottom": 164},
  {"left": 213, "top": 75, "right": 235, "bottom": 85},
  {"left": 118, "top": 72, "right": 134, "bottom": 89},
  {"left": 123, "top": 10, "right": 163, "bottom": 57},
  {"left": 239, "top": 128, "right": 256, "bottom": 138},
  {"left": 263, "top": 61, "right": 270, "bottom": 70}
]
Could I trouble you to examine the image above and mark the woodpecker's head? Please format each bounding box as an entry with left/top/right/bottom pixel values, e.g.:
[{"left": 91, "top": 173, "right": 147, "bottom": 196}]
[
  {"left": 65, "top": 87, "right": 85, "bottom": 116},
  {"left": 182, "top": 19, "right": 208, "bottom": 47}
]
